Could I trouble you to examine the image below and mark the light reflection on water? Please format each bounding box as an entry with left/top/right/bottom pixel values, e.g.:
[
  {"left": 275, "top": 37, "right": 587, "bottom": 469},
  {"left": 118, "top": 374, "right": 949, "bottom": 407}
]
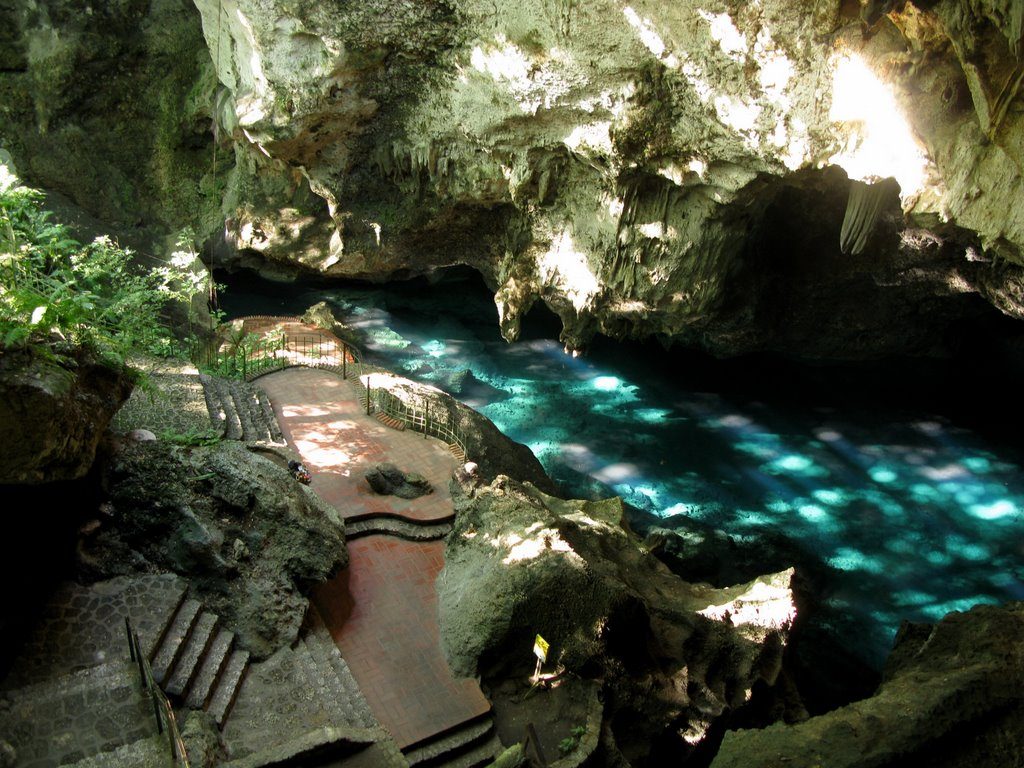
[{"left": 223, "top": 278, "right": 1024, "bottom": 667}]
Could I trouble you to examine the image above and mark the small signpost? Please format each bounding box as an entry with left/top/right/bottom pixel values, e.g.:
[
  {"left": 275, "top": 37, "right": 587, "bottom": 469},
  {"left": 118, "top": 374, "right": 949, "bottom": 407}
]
[{"left": 532, "top": 634, "right": 549, "bottom": 682}]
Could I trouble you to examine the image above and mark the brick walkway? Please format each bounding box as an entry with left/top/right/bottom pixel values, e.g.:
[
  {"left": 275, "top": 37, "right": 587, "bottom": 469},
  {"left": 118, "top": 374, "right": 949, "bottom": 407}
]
[
  {"left": 258, "top": 368, "right": 457, "bottom": 523},
  {"left": 257, "top": 367, "right": 490, "bottom": 749}
]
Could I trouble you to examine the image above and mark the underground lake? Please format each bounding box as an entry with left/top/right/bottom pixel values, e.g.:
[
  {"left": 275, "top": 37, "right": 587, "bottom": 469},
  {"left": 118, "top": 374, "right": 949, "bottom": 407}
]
[{"left": 218, "top": 267, "right": 1024, "bottom": 675}]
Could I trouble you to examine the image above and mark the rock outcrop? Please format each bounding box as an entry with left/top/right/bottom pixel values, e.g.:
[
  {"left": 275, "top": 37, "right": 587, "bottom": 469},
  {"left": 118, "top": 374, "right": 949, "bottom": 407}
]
[
  {"left": 83, "top": 439, "right": 346, "bottom": 659},
  {"left": 0, "top": 346, "right": 133, "bottom": 484},
  {"left": 5, "top": 1, "right": 1024, "bottom": 359},
  {"left": 438, "top": 475, "right": 797, "bottom": 762},
  {"left": 712, "top": 602, "right": 1024, "bottom": 768}
]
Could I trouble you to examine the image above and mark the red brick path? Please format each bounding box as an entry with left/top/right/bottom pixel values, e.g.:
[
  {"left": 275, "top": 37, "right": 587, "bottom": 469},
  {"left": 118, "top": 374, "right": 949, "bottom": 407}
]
[{"left": 257, "top": 366, "right": 490, "bottom": 748}]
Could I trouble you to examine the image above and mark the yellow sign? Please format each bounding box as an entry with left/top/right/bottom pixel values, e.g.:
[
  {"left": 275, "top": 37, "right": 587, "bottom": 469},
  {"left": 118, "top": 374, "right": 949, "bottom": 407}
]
[{"left": 533, "top": 634, "right": 549, "bottom": 663}]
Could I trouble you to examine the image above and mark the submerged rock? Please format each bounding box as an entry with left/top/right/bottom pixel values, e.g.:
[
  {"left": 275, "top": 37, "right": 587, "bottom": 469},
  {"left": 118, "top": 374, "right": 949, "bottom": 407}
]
[
  {"left": 438, "top": 474, "right": 796, "bottom": 762},
  {"left": 712, "top": 603, "right": 1024, "bottom": 768},
  {"left": 0, "top": 346, "right": 133, "bottom": 484},
  {"left": 85, "top": 440, "right": 346, "bottom": 659}
]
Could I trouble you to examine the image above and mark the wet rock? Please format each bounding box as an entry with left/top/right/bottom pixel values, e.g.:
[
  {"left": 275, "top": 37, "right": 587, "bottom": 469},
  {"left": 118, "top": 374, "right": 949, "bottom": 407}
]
[
  {"left": 712, "top": 603, "right": 1024, "bottom": 768},
  {"left": 364, "top": 462, "right": 433, "bottom": 499},
  {"left": 86, "top": 440, "right": 346, "bottom": 659},
  {"left": 439, "top": 475, "right": 796, "bottom": 763},
  {"left": 0, "top": 346, "right": 133, "bottom": 484}
]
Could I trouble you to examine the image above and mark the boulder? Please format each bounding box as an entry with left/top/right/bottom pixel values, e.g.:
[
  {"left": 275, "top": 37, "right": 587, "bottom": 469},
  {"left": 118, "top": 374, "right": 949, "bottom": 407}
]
[
  {"left": 0, "top": 346, "right": 133, "bottom": 484},
  {"left": 83, "top": 440, "right": 347, "bottom": 659},
  {"left": 712, "top": 603, "right": 1024, "bottom": 768},
  {"left": 364, "top": 462, "right": 433, "bottom": 499},
  {"left": 438, "top": 475, "right": 796, "bottom": 762}
]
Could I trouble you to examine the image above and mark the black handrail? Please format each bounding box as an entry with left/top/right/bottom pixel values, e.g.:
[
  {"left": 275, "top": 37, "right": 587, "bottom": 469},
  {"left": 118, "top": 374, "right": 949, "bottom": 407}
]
[{"left": 125, "top": 617, "right": 191, "bottom": 767}]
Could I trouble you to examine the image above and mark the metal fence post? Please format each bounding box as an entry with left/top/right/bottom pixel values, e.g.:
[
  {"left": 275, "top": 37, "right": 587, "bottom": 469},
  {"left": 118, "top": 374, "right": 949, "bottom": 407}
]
[
  {"left": 342, "top": 343, "right": 347, "bottom": 379},
  {"left": 366, "top": 377, "right": 371, "bottom": 415}
]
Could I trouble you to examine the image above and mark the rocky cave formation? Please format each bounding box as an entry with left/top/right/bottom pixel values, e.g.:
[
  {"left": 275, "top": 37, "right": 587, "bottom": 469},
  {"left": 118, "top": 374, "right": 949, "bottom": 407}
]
[{"left": 5, "top": 0, "right": 1024, "bottom": 359}]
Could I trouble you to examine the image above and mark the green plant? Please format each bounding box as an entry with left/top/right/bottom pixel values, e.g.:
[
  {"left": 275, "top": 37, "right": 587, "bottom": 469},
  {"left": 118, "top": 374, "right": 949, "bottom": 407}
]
[
  {"left": 159, "top": 427, "right": 221, "bottom": 447},
  {"left": 0, "top": 176, "right": 208, "bottom": 363},
  {"left": 557, "top": 724, "right": 587, "bottom": 756}
]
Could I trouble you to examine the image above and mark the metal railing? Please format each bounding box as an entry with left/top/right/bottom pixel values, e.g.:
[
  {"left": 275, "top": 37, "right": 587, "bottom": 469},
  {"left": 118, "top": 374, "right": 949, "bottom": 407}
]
[
  {"left": 124, "top": 617, "right": 190, "bottom": 767},
  {"left": 368, "top": 384, "right": 469, "bottom": 459},
  {"left": 191, "top": 316, "right": 469, "bottom": 460},
  {"left": 190, "top": 329, "right": 358, "bottom": 381}
]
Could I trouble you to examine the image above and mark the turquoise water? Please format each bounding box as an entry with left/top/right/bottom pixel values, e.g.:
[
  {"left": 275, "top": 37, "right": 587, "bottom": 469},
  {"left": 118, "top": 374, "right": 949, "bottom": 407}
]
[{"left": 222, "top": 271, "right": 1024, "bottom": 668}]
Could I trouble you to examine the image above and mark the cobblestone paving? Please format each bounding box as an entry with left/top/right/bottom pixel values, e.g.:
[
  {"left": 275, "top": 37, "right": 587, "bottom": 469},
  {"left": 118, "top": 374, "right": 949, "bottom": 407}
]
[
  {"left": 111, "top": 358, "right": 212, "bottom": 437},
  {"left": 221, "top": 640, "right": 378, "bottom": 762},
  {"left": 0, "top": 661, "right": 153, "bottom": 768},
  {"left": 2, "top": 574, "right": 186, "bottom": 691}
]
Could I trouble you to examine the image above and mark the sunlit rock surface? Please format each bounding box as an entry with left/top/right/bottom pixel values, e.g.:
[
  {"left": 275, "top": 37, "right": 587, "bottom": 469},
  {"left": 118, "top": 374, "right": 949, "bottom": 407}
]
[
  {"left": 712, "top": 602, "right": 1024, "bottom": 768},
  {"left": 186, "top": 0, "right": 1024, "bottom": 357},
  {"left": 438, "top": 474, "right": 796, "bottom": 761},
  {"left": 4, "top": 1, "right": 1024, "bottom": 357}
]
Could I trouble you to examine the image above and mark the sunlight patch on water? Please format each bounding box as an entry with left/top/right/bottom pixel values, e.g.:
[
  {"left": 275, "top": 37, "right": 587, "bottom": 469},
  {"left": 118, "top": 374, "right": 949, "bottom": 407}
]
[
  {"left": 968, "top": 499, "right": 1018, "bottom": 521},
  {"left": 869, "top": 466, "right": 898, "bottom": 483},
  {"left": 593, "top": 375, "right": 622, "bottom": 391}
]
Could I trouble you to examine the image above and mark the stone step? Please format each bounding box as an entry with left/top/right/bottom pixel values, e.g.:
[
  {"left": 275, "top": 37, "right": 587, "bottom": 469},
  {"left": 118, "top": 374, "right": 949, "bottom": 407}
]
[
  {"left": 165, "top": 610, "right": 218, "bottom": 698},
  {"left": 185, "top": 627, "right": 235, "bottom": 710},
  {"left": 64, "top": 734, "right": 169, "bottom": 768},
  {"left": 375, "top": 412, "right": 407, "bottom": 431},
  {"left": 299, "top": 637, "right": 355, "bottom": 724},
  {"left": 345, "top": 517, "right": 453, "bottom": 542},
  {"left": 291, "top": 639, "right": 370, "bottom": 732},
  {"left": 1, "top": 574, "right": 187, "bottom": 691},
  {"left": 255, "top": 387, "right": 285, "bottom": 443},
  {"left": 403, "top": 715, "right": 498, "bottom": 768},
  {"left": 221, "top": 725, "right": 380, "bottom": 768},
  {"left": 150, "top": 598, "right": 202, "bottom": 685},
  {"left": 199, "top": 373, "right": 227, "bottom": 436},
  {"left": 209, "top": 648, "right": 249, "bottom": 725},
  {"left": 230, "top": 383, "right": 259, "bottom": 442},
  {"left": 440, "top": 731, "right": 504, "bottom": 768},
  {"left": 449, "top": 445, "right": 466, "bottom": 464}
]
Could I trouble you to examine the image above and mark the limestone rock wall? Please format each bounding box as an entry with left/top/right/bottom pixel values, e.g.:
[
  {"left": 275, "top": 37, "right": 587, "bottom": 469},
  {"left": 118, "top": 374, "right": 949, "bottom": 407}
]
[
  {"left": 0, "top": 347, "right": 133, "bottom": 484},
  {"left": 439, "top": 475, "right": 797, "bottom": 762},
  {"left": 712, "top": 602, "right": 1024, "bottom": 768},
  {"left": 4, "top": 0, "right": 1024, "bottom": 357},
  {"left": 0, "top": 0, "right": 216, "bottom": 250}
]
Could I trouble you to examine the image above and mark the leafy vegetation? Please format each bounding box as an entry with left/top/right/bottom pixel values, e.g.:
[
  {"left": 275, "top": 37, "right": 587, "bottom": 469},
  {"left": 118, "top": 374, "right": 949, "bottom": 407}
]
[
  {"left": 159, "top": 427, "right": 221, "bottom": 447},
  {"left": 0, "top": 173, "right": 208, "bottom": 364},
  {"left": 558, "top": 725, "right": 587, "bottom": 756}
]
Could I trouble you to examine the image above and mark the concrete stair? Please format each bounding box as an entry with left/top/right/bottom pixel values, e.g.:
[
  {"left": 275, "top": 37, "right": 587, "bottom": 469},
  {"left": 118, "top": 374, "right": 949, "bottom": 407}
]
[
  {"left": 402, "top": 713, "right": 503, "bottom": 768},
  {"left": 0, "top": 575, "right": 193, "bottom": 767},
  {"left": 344, "top": 515, "right": 453, "bottom": 542},
  {"left": 147, "top": 596, "right": 250, "bottom": 727},
  {"left": 200, "top": 373, "right": 286, "bottom": 444}
]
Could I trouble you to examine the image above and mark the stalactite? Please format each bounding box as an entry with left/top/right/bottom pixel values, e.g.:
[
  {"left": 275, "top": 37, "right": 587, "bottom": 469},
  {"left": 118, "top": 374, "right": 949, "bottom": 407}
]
[
  {"left": 839, "top": 178, "right": 897, "bottom": 255},
  {"left": 1009, "top": 0, "right": 1024, "bottom": 59}
]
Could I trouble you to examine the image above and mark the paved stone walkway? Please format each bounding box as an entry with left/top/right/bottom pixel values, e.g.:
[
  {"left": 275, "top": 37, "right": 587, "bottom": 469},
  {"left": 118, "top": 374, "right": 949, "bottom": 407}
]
[{"left": 257, "top": 367, "right": 490, "bottom": 750}]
